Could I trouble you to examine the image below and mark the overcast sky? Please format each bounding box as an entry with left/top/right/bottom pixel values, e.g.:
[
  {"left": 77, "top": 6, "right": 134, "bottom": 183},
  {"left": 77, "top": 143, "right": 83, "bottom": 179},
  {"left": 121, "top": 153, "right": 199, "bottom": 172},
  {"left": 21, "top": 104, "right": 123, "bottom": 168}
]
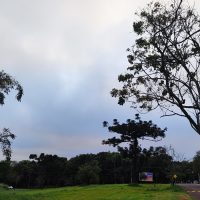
[{"left": 0, "top": 0, "right": 200, "bottom": 161}]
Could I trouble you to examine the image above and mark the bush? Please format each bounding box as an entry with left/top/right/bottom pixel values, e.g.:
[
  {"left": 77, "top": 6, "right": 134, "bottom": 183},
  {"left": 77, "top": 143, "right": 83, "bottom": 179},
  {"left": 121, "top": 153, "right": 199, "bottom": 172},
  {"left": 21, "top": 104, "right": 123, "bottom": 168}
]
[{"left": 0, "top": 183, "right": 9, "bottom": 190}]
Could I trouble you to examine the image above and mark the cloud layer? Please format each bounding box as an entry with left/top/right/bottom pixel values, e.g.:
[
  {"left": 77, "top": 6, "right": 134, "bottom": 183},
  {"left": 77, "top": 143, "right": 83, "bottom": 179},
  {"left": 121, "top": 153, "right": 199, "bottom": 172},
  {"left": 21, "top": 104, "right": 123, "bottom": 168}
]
[{"left": 0, "top": 0, "right": 199, "bottom": 160}]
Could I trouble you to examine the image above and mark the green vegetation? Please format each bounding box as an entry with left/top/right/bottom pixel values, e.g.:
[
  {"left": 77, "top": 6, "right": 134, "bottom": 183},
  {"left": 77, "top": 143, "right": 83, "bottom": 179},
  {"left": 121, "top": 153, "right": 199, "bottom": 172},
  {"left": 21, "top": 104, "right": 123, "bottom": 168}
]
[
  {"left": 1, "top": 150, "right": 174, "bottom": 188},
  {"left": 0, "top": 184, "right": 191, "bottom": 200}
]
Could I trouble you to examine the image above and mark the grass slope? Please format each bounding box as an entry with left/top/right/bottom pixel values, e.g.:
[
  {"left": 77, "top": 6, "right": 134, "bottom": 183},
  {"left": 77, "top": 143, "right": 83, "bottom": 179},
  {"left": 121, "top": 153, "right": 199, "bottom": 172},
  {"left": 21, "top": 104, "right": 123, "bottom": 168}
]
[{"left": 0, "top": 184, "right": 191, "bottom": 200}]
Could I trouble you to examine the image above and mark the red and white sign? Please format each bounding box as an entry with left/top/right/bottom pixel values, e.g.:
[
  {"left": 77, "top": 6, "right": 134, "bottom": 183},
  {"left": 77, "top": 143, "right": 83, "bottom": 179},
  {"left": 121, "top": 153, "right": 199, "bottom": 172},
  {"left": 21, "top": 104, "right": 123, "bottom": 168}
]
[{"left": 139, "top": 172, "right": 153, "bottom": 182}]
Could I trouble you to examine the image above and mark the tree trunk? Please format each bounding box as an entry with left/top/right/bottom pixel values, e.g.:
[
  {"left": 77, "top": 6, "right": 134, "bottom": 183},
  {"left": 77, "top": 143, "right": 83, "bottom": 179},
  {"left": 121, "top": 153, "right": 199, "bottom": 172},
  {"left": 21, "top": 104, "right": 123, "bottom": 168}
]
[{"left": 132, "top": 139, "right": 139, "bottom": 183}]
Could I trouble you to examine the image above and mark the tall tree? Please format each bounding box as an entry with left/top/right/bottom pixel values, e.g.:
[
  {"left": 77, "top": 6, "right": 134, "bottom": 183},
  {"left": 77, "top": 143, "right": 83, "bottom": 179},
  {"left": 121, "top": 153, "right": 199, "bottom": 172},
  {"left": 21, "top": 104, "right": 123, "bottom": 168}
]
[
  {"left": 96, "top": 152, "right": 123, "bottom": 184},
  {"left": 103, "top": 114, "right": 166, "bottom": 183},
  {"left": 111, "top": 0, "right": 200, "bottom": 135},
  {"left": 29, "top": 153, "right": 68, "bottom": 187},
  {"left": 0, "top": 70, "right": 23, "bottom": 160},
  {"left": 76, "top": 160, "right": 101, "bottom": 185}
]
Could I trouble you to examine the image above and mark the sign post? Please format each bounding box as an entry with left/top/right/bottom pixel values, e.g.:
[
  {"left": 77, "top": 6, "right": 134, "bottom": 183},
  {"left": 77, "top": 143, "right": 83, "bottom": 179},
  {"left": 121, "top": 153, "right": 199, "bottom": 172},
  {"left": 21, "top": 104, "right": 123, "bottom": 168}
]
[{"left": 172, "top": 174, "right": 177, "bottom": 186}]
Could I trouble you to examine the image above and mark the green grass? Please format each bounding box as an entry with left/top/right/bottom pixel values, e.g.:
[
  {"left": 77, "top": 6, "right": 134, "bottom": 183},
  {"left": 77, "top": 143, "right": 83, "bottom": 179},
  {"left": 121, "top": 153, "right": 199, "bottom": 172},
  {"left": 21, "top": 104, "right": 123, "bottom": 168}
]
[{"left": 0, "top": 184, "right": 191, "bottom": 200}]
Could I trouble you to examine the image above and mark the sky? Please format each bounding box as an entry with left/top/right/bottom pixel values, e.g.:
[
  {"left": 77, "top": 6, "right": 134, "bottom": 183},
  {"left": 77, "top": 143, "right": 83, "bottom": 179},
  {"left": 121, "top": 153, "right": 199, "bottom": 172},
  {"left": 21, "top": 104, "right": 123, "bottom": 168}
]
[{"left": 0, "top": 0, "right": 200, "bottom": 161}]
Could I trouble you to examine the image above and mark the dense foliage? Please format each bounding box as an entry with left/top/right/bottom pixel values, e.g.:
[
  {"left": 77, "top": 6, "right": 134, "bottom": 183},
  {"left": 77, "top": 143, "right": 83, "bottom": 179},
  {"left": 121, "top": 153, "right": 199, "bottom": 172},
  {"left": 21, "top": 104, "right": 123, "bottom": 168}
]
[
  {"left": 0, "top": 147, "right": 175, "bottom": 188},
  {"left": 0, "top": 148, "right": 199, "bottom": 188}
]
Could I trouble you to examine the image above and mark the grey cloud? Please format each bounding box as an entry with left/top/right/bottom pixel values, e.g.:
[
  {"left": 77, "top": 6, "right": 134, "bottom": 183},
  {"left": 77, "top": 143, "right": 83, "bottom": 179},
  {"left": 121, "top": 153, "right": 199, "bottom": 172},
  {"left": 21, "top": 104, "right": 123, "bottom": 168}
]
[{"left": 0, "top": 0, "right": 199, "bottom": 160}]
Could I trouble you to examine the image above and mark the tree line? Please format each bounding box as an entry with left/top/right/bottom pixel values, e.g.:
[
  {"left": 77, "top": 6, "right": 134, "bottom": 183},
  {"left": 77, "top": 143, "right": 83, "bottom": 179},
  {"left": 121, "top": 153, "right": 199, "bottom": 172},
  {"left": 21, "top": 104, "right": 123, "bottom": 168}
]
[{"left": 1, "top": 147, "right": 200, "bottom": 188}]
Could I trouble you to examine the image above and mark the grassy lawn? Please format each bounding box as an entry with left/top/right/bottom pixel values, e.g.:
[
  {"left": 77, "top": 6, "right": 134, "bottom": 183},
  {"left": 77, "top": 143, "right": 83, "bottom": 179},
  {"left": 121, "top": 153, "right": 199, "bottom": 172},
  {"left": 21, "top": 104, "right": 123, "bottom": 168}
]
[{"left": 0, "top": 184, "right": 191, "bottom": 200}]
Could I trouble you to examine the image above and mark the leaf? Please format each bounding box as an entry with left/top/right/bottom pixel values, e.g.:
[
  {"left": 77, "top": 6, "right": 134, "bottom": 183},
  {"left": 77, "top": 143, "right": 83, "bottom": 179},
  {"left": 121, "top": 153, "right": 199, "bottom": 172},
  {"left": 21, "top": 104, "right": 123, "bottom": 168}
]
[
  {"left": 127, "top": 55, "right": 134, "bottom": 64},
  {"left": 162, "top": 89, "right": 168, "bottom": 96},
  {"left": 133, "top": 21, "right": 144, "bottom": 35}
]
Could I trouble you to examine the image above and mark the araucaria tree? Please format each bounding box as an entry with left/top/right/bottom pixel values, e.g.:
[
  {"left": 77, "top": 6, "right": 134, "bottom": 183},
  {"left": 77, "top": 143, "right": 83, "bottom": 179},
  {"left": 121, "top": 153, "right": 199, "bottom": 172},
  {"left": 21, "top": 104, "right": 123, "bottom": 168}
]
[
  {"left": 103, "top": 114, "right": 166, "bottom": 183},
  {"left": 111, "top": 0, "right": 200, "bottom": 135},
  {"left": 0, "top": 71, "right": 23, "bottom": 160}
]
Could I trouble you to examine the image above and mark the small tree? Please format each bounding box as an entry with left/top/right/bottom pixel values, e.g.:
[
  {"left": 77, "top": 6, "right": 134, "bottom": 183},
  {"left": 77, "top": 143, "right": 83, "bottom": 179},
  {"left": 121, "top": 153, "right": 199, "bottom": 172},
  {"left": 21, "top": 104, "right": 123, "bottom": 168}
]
[
  {"left": 111, "top": 0, "right": 200, "bottom": 135},
  {"left": 0, "top": 129, "right": 15, "bottom": 161},
  {"left": 103, "top": 114, "right": 166, "bottom": 183},
  {"left": 0, "top": 71, "right": 23, "bottom": 160}
]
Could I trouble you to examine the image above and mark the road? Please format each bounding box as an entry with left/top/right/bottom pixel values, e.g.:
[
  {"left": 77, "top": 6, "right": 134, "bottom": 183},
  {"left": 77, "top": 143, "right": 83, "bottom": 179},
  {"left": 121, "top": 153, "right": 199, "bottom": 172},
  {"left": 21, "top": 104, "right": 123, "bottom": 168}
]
[{"left": 179, "top": 184, "right": 200, "bottom": 200}]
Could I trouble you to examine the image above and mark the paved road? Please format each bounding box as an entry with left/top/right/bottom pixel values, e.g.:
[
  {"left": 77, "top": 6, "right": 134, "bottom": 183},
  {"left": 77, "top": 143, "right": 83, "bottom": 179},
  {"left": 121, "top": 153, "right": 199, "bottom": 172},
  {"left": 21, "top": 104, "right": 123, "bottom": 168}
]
[{"left": 179, "top": 184, "right": 200, "bottom": 200}]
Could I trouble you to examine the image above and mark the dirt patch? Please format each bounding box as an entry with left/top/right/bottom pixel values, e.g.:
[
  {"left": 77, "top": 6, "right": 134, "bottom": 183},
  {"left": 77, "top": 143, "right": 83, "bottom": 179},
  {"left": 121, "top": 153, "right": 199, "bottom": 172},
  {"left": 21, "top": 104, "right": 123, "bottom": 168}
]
[{"left": 179, "top": 195, "right": 190, "bottom": 200}]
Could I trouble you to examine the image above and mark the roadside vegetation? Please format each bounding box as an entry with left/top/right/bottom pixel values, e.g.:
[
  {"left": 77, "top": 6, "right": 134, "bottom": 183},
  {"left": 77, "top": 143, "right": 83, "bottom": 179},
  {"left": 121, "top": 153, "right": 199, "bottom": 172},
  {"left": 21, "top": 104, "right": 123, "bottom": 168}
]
[{"left": 1, "top": 148, "right": 200, "bottom": 188}]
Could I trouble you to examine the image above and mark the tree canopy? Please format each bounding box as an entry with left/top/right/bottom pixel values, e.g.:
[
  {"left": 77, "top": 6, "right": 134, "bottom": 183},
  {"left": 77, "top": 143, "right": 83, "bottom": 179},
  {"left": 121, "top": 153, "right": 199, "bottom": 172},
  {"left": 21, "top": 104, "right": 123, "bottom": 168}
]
[
  {"left": 111, "top": 0, "right": 200, "bottom": 135},
  {"left": 0, "top": 70, "right": 23, "bottom": 160},
  {"left": 103, "top": 114, "right": 166, "bottom": 183}
]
